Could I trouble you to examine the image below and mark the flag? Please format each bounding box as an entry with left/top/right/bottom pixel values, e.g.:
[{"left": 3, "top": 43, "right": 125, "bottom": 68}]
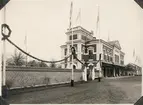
[
  {"left": 133, "top": 49, "right": 135, "bottom": 57},
  {"left": 107, "top": 30, "right": 110, "bottom": 42},
  {"left": 75, "top": 8, "right": 81, "bottom": 25},
  {"left": 24, "top": 31, "right": 27, "bottom": 52},
  {"left": 69, "top": 1, "right": 73, "bottom": 29},
  {"left": 96, "top": 5, "right": 99, "bottom": 35},
  {"left": 24, "top": 35, "right": 27, "bottom": 45},
  {"left": 135, "top": 55, "right": 138, "bottom": 63}
]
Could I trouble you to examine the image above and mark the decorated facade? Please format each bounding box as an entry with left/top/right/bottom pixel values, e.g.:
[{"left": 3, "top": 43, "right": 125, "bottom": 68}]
[{"left": 61, "top": 26, "right": 125, "bottom": 78}]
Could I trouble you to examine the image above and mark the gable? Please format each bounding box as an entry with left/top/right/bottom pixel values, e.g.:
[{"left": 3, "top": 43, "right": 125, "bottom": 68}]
[
  {"left": 108, "top": 40, "right": 121, "bottom": 50},
  {"left": 114, "top": 41, "right": 121, "bottom": 50}
]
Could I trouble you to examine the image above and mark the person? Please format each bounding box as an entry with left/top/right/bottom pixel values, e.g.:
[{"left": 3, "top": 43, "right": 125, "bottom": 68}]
[{"left": 87, "top": 69, "right": 90, "bottom": 80}]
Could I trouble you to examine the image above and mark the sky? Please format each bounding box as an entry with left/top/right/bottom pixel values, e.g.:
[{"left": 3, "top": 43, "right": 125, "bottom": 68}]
[{"left": 0, "top": 0, "right": 143, "bottom": 66}]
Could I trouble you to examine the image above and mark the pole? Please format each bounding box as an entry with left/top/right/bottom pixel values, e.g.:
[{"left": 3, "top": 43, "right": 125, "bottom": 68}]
[
  {"left": 2, "top": 5, "right": 6, "bottom": 86},
  {"left": 96, "top": 5, "right": 101, "bottom": 82},
  {"left": 71, "top": 26, "right": 74, "bottom": 86},
  {"left": 25, "top": 31, "right": 28, "bottom": 67},
  {"left": 2, "top": 5, "right": 9, "bottom": 99},
  {"left": 0, "top": 6, "right": 9, "bottom": 105},
  {"left": 0, "top": 24, "right": 2, "bottom": 98},
  {"left": 69, "top": 1, "right": 74, "bottom": 87}
]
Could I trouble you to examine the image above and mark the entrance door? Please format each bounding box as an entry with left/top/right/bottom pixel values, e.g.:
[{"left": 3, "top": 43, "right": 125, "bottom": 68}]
[{"left": 87, "top": 65, "right": 93, "bottom": 80}]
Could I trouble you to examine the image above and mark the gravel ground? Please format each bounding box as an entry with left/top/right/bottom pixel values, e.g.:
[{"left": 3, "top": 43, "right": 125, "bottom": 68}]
[{"left": 7, "top": 76, "right": 141, "bottom": 104}]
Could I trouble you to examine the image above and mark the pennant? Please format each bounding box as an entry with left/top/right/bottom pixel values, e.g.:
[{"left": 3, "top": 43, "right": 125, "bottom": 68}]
[
  {"left": 96, "top": 6, "right": 99, "bottom": 35},
  {"left": 133, "top": 49, "right": 135, "bottom": 57},
  {"left": 69, "top": 1, "right": 73, "bottom": 29},
  {"left": 75, "top": 8, "right": 81, "bottom": 25}
]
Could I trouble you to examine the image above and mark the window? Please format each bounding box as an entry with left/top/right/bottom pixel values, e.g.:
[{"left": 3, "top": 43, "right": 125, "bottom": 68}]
[
  {"left": 64, "top": 58, "right": 67, "bottom": 63},
  {"left": 115, "top": 54, "right": 119, "bottom": 63},
  {"left": 103, "top": 49, "right": 106, "bottom": 54},
  {"left": 89, "top": 50, "right": 93, "bottom": 59},
  {"left": 93, "top": 54, "right": 96, "bottom": 61},
  {"left": 73, "top": 65, "right": 76, "bottom": 69},
  {"left": 85, "top": 47, "right": 88, "bottom": 53},
  {"left": 120, "top": 55, "right": 124, "bottom": 60},
  {"left": 69, "top": 35, "right": 72, "bottom": 40},
  {"left": 104, "top": 55, "right": 106, "bottom": 61},
  {"left": 94, "top": 45, "right": 96, "bottom": 52},
  {"left": 70, "top": 55, "right": 72, "bottom": 61},
  {"left": 120, "top": 61, "right": 124, "bottom": 65},
  {"left": 64, "top": 48, "right": 67, "bottom": 55},
  {"left": 81, "top": 35, "right": 86, "bottom": 40},
  {"left": 110, "top": 57, "right": 113, "bottom": 62},
  {"left": 81, "top": 35, "right": 90, "bottom": 41},
  {"left": 107, "top": 55, "right": 110, "bottom": 62},
  {"left": 73, "top": 34, "right": 77, "bottom": 39},
  {"left": 69, "top": 34, "right": 78, "bottom": 40}
]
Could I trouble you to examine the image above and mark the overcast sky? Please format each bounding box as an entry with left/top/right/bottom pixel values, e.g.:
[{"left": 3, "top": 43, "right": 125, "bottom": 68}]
[{"left": 0, "top": 0, "right": 143, "bottom": 66}]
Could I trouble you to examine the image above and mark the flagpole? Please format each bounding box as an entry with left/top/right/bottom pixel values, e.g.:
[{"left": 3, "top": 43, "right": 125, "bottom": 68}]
[
  {"left": 0, "top": 2, "right": 10, "bottom": 104},
  {"left": 79, "top": 8, "right": 81, "bottom": 26},
  {"left": 96, "top": 5, "right": 101, "bottom": 81},
  {"left": 0, "top": 18, "right": 2, "bottom": 98},
  {"left": 133, "top": 48, "right": 136, "bottom": 64},
  {"left": 25, "top": 31, "right": 28, "bottom": 67},
  {"left": 69, "top": 1, "right": 74, "bottom": 86},
  {"left": 76, "top": 8, "right": 81, "bottom": 26},
  {"left": 2, "top": 5, "right": 6, "bottom": 87},
  {"left": 108, "top": 30, "right": 110, "bottom": 42}
]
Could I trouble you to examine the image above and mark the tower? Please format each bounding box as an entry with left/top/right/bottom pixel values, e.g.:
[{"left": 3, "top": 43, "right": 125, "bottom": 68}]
[{"left": 61, "top": 26, "right": 94, "bottom": 69}]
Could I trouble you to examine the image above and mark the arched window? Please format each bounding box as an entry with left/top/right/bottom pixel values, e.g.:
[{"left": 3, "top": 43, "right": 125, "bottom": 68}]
[{"left": 73, "top": 65, "right": 76, "bottom": 69}]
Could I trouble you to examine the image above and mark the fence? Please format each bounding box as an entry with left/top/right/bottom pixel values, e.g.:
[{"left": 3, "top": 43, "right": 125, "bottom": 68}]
[{"left": 6, "top": 66, "right": 83, "bottom": 89}]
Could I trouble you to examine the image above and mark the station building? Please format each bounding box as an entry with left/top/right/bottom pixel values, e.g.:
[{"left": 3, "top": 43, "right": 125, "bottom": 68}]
[{"left": 60, "top": 26, "right": 125, "bottom": 78}]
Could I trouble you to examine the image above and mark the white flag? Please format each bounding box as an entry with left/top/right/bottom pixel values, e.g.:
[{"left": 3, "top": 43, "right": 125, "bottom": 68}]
[
  {"left": 69, "top": 1, "right": 73, "bottom": 29},
  {"left": 75, "top": 8, "right": 81, "bottom": 25},
  {"left": 96, "top": 6, "right": 99, "bottom": 35}
]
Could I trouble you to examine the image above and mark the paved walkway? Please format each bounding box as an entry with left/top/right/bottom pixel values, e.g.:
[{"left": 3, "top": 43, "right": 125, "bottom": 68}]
[{"left": 7, "top": 76, "right": 141, "bottom": 104}]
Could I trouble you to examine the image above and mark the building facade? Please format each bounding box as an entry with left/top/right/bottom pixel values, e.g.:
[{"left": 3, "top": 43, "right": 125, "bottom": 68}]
[
  {"left": 125, "top": 63, "right": 142, "bottom": 76},
  {"left": 61, "top": 26, "right": 125, "bottom": 78}
]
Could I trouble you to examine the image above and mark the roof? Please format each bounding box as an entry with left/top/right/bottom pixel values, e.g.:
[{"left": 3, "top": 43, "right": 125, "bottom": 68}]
[
  {"left": 108, "top": 40, "right": 121, "bottom": 50},
  {"left": 66, "top": 26, "right": 94, "bottom": 37},
  {"left": 60, "top": 45, "right": 66, "bottom": 48}
]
